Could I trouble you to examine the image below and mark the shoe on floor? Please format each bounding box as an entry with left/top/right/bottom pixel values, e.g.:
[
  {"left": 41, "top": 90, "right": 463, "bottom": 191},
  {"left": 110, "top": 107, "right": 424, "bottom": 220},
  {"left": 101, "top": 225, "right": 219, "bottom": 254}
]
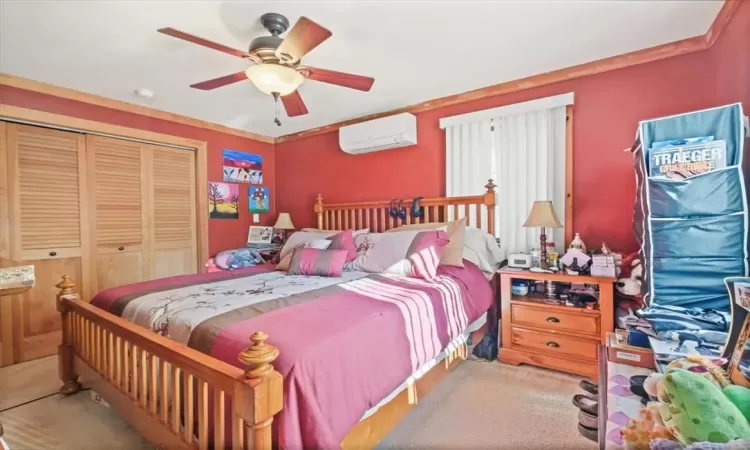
[
  {"left": 577, "top": 423, "right": 598, "bottom": 442},
  {"left": 578, "top": 410, "right": 598, "bottom": 429},
  {"left": 579, "top": 380, "right": 598, "bottom": 397},
  {"left": 572, "top": 394, "right": 598, "bottom": 416}
]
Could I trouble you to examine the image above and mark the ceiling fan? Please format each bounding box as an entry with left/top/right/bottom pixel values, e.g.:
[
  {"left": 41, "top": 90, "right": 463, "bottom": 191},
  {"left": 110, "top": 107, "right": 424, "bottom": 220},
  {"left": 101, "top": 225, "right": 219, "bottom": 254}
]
[{"left": 158, "top": 13, "right": 375, "bottom": 126}]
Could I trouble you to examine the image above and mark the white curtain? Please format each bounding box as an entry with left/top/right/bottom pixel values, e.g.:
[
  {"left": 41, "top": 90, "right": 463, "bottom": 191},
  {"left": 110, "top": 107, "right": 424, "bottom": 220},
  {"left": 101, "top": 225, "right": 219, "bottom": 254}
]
[
  {"left": 445, "top": 120, "right": 492, "bottom": 229},
  {"left": 445, "top": 105, "right": 567, "bottom": 254},
  {"left": 494, "top": 106, "right": 567, "bottom": 254}
]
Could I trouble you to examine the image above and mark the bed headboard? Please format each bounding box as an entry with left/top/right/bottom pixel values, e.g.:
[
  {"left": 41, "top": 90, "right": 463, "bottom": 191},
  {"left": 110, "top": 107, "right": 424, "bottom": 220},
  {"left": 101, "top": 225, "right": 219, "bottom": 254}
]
[{"left": 314, "top": 179, "right": 496, "bottom": 235}]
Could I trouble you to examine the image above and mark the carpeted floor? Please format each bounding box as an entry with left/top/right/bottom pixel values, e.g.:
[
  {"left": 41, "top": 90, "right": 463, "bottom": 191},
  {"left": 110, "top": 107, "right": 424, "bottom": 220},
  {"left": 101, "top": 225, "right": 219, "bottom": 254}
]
[{"left": 0, "top": 356, "right": 595, "bottom": 449}]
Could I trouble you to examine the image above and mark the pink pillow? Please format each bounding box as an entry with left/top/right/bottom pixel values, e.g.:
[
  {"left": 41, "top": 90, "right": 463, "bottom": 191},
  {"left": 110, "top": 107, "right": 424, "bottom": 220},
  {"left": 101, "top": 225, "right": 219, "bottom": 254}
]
[
  {"left": 327, "top": 230, "right": 357, "bottom": 262},
  {"left": 288, "top": 248, "right": 348, "bottom": 277}
]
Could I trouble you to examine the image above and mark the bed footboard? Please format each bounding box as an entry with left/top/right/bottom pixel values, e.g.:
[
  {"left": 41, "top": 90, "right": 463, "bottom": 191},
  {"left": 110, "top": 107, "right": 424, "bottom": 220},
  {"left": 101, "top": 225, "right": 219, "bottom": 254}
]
[{"left": 56, "top": 276, "right": 283, "bottom": 450}]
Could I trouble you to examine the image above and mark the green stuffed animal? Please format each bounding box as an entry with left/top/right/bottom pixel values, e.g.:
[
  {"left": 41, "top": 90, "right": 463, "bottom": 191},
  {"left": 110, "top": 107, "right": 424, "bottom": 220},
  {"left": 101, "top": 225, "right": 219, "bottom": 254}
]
[
  {"left": 658, "top": 368, "right": 750, "bottom": 445},
  {"left": 723, "top": 385, "right": 750, "bottom": 423}
]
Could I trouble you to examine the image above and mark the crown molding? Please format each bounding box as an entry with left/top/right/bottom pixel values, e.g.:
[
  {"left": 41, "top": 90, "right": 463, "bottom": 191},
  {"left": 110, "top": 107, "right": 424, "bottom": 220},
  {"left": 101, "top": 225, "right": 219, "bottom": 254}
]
[
  {"left": 276, "top": 0, "right": 741, "bottom": 144},
  {"left": 0, "top": 73, "right": 275, "bottom": 144},
  {"left": 705, "top": 0, "right": 742, "bottom": 47}
]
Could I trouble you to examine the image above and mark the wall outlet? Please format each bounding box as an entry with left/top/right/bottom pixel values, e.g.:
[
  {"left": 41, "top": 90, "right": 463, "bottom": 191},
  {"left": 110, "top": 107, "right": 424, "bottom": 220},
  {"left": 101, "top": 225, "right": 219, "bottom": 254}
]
[{"left": 253, "top": 214, "right": 260, "bottom": 223}]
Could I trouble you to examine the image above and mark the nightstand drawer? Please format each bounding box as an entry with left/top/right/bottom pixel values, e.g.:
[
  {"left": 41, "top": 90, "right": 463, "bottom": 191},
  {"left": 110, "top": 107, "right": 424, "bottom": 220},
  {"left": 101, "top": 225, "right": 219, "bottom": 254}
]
[
  {"left": 511, "top": 304, "right": 599, "bottom": 335},
  {"left": 511, "top": 327, "right": 598, "bottom": 360}
]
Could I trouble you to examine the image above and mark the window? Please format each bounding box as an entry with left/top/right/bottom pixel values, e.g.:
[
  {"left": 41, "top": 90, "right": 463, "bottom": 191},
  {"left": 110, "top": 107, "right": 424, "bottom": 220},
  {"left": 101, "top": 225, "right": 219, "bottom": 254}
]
[{"left": 440, "top": 93, "right": 572, "bottom": 254}]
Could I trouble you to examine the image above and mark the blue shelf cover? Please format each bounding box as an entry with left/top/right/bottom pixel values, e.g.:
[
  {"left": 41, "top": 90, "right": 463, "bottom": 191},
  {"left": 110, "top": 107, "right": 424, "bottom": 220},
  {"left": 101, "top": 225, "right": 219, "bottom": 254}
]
[{"left": 633, "top": 103, "right": 748, "bottom": 311}]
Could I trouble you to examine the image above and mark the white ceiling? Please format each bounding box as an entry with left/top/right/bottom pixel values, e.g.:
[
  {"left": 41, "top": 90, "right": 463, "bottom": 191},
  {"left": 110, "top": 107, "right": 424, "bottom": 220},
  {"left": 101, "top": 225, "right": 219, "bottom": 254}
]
[{"left": 0, "top": 1, "right": 722, "bottom": 138}]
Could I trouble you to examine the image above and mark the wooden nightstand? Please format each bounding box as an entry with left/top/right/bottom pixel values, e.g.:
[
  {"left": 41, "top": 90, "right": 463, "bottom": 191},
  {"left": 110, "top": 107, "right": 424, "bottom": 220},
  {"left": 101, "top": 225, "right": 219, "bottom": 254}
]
[{"left": 497, "top": 269, "right": 615, "bottom": 380}]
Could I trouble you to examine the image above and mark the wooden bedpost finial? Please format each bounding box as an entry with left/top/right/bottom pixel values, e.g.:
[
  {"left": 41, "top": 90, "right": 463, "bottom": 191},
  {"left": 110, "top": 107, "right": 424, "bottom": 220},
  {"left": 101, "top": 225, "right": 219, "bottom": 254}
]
[
  {"left": 56, "top": 275, "right": 76, "bottom": 295},
  {"left": 314, "top": 193, "right": 324, "bottom": 213},
  {"left": 238, "top": 331, "right": 279, "bottom": 380},
  {"left": 485, "top": 179, "right": 497, "bottom": 194}
]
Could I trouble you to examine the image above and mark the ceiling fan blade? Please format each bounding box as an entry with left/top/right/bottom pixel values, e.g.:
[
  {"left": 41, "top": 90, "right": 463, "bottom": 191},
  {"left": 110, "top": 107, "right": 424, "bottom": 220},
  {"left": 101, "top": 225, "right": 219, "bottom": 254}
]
[
  {"left": 281, "top": 90, "right": 309, "bottom": 117},
  {"left": 158, "top": 27, "right": 250, "bottom": 59},
  {"left": 275, "top": 17, "right": 332, "bottom": 64},
  {"left": 299, "top": 67, "right": 374, "bottom": 92},
  {"left": 190, "top": 71, "right": 248, "bottom": 90}
]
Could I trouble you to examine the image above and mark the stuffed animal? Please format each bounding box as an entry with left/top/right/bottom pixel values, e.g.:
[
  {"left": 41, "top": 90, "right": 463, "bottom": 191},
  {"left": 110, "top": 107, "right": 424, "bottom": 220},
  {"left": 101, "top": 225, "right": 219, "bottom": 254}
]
[
  {"left": 723, "top": 385, "right": 750, "bottom": 422},
  {"left": 644, "top": 356, "right": 730, "bottom": 399},
  {"left": 621, "top": 402, "right": 676, "bottom": 449},
  {"left": 616, "top": 252, "right": 644, "bottom": 312},
  {"left": 657, "top": 368, "right": 749, "bottom": 445},
  {"left": 617, "top": 253, "right": 643, "bottom": 296}
]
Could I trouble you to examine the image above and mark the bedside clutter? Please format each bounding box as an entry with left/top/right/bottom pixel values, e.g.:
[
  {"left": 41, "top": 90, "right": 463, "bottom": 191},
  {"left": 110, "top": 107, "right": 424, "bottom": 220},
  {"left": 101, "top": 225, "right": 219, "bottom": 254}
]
[
  {"left": 497, "top": 268, "right": 615, "bottom": 380},
  {"left": 595, "top": 337, "right": 750, "bottom": 449}
]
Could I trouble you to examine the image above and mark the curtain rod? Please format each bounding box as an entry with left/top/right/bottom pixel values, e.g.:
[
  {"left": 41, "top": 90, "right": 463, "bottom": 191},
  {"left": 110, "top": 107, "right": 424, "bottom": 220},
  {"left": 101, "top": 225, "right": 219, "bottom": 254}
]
[{"left": 0, "top": 116, "right": 195, "bottom": 151}]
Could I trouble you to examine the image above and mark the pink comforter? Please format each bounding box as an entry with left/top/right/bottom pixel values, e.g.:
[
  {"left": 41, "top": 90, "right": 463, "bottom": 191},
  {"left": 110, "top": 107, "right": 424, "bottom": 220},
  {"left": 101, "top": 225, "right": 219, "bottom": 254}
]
[{"left": 92, "top": 262, "right": 493, "bottom": 449}]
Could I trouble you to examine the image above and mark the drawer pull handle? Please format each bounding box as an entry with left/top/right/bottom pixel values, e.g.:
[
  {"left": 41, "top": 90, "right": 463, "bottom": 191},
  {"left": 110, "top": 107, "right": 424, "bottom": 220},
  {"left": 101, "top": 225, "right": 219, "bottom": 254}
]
[
  {"left": 546, "top": 341, "right": 560, "bottom": 348},
  {"left": 118, "top": 246, "right": 125, "bottom": 251},
  {"left": 546, "top": 317, "right": 560, "bottom": 323},
  {"left": 49, "top": 251, "right": 57, "bottom": 256}
]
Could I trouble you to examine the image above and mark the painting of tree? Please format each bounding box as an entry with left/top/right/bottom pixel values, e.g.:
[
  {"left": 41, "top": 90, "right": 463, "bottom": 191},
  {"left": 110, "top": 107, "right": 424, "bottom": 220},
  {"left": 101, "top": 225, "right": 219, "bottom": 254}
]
[{"left": 208, "top": 182, "right": 239, "bottom": 219}]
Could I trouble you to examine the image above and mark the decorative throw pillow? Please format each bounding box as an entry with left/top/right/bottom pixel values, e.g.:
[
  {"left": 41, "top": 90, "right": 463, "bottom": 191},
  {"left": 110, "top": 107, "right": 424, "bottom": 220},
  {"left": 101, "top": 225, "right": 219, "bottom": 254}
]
[
  {"left": 287, "top": 248, "right": 348, "bottom": 277},
  {"left": 346, "top": 230, "right": 450, "bottom": 279},
  {"left": 278, "top": 231, "right": 334, "bottom": 262},
  {"left": 276, "top": 239, "right": 332, "bottom": 271},
  {"left": 327, "top": 230, "right": 357, "bottom": 262},
  {"left": 386, "top": 218, "right": 466, "bottom": 267}
]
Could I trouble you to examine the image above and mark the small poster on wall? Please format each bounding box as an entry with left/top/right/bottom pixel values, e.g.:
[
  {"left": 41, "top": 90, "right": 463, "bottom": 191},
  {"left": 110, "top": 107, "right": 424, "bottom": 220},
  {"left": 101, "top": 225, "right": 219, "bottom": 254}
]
[
  {"left": 208, "top": 182, "right": 240, "bottom": 219},
  {"left": 249, "top": 186, "right": 270, "bottom": 213},
  {"left": 222, "top": 150, "right": 263, "bottom": 184}
]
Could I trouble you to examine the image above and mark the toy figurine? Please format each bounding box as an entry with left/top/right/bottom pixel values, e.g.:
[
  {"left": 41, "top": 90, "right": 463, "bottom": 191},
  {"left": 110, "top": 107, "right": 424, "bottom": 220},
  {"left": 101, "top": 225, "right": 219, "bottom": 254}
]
[{"left": 569, "top": 232, "right": 587, "bottom": 252}]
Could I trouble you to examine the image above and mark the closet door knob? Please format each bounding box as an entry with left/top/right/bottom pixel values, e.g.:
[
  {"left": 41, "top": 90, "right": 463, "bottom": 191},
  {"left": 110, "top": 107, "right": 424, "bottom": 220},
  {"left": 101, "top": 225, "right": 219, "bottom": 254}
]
[
  {"left": 546, "top": 341, "right": 560, "bottom": 348},
  {"left": 118, "top": 246, "right": 125, "bottom": 251},
  {"left": 49, "top": 251, "right": 57, "bottom": 256},
  {"left": 546, "top": 317, "right": 560, "bottom": 323}
]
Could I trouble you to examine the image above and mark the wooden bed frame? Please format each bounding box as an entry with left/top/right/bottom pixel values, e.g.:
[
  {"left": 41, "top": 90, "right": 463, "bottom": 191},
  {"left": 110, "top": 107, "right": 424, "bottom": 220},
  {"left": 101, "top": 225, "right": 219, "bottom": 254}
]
[{"left": 56, "top": 180, "right": 497, "bottom": 450}]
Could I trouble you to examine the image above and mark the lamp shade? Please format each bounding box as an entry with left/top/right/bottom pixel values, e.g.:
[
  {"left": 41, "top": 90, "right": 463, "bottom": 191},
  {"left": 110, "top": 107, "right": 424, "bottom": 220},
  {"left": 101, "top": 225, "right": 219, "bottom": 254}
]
[
  {"left": 522, "top": 201, "right": 562, "bottom": 228},
  {"left": 273, "top": 212, "right": 295, "bottom": 230}
]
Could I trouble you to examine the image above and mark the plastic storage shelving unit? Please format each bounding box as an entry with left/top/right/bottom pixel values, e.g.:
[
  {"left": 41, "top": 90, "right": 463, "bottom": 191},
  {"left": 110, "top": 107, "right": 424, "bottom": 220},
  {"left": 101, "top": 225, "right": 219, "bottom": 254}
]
[{"left": 633, "top": 103, "right": 748, "bottom": 312}]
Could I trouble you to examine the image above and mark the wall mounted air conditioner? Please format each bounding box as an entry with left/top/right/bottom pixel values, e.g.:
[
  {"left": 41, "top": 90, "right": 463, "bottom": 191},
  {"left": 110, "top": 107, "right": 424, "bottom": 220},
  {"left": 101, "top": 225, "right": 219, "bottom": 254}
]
[{"left": 339, "top": 113, "right": 417, "bottom": 155}]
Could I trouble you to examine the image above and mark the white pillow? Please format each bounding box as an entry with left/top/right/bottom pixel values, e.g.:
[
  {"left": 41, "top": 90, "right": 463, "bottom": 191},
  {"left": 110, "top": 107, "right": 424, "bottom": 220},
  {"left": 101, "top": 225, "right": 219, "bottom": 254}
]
[
  {"left": 278, "top": 231, "right": 334, "bottom": 262},
  {"left": 462, "top": 227, "right": 506, "bottom": 274}
]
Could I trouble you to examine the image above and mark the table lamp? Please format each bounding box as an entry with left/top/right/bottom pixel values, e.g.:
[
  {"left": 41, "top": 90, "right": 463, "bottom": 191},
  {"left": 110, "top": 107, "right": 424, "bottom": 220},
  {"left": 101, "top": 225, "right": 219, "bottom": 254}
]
[
  {"left": 273, "top": 212, "right": 295, "bottom": 244},
  {"left": 523, "top": 201, "right": 562, "bottom": 270}
]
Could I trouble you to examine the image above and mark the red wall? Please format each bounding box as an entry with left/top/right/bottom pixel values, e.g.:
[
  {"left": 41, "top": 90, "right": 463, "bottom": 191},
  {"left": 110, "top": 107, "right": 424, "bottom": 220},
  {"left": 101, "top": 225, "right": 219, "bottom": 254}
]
[
  {"left": 712, "top": 1, "right": 750, "bottom": 109},
  {"left": 276, "top": 49, "right": 720, "bottom": 252},
  {"left": 0, "top": 86, "right": 275, "bottom": 256}
]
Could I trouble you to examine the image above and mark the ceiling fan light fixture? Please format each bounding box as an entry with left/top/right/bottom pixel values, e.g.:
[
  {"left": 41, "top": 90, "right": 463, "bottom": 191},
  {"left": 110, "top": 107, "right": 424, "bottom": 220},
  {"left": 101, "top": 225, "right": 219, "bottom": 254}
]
[{"left": 245, "top": 64, "right": 303, "bottom": 96}]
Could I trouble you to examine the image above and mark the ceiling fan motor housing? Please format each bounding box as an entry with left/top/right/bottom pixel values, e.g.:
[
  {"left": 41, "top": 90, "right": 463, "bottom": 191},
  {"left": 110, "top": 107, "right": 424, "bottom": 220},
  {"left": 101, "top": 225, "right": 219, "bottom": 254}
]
[
  {"left": 249, "top": 13, "right": 291, "bottom": 63},
  {"left": 248, "top": 35, "right": 283, "bottom": 62},
  {"left": 260, "top": 13, "right": 290, "bottom": 36}
]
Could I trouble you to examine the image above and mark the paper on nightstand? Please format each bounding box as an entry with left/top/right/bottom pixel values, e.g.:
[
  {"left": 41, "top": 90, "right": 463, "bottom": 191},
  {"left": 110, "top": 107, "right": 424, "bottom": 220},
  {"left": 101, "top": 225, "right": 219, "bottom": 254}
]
[{"left": 560, "top": 248, "right": 590, "bottom": 267}]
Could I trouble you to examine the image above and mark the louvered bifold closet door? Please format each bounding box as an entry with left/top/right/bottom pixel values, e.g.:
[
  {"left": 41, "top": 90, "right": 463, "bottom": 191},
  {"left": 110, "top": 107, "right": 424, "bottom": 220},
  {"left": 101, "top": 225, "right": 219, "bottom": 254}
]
[
  {"left": 87, "top": 135, "right": 148, "bottom": 291},
  {"left": 149, "top": 145, "right": 197, "bottom": 279},
  {"left": 1, "top": 124, "right": 89, "bottom": 363}
]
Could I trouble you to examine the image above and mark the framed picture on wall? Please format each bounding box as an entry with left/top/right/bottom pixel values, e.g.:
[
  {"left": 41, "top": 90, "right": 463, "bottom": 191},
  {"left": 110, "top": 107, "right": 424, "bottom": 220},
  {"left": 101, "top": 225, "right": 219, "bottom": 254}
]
[
  {"left": 222, "top": 150, "right": 263, "bottom": 184},
  {"left": 249, "top": 187, "right": 270, "bottom": 213},
  {"left": 207, "top": 182, "right": 239, "bottom": 219}
]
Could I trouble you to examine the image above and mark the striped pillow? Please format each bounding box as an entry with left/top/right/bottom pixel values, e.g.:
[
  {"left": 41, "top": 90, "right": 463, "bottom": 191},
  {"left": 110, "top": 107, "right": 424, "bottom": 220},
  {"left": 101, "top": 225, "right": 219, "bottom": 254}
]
[
  {"left": 288, "top": 248, "right": 349, "bottom": 277},
  {"left": 346, "top": 230, "right": 450, "bottom": 279},
  {"left": 327, "top": 229, "right": 357, "bottom": 262}
]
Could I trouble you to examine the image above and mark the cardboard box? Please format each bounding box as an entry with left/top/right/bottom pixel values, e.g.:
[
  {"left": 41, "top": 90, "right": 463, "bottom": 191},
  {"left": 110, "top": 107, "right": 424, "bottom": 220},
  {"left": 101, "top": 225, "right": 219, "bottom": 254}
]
[{"left": 607, "top": 331, "right": 654, "bottom": 369}]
